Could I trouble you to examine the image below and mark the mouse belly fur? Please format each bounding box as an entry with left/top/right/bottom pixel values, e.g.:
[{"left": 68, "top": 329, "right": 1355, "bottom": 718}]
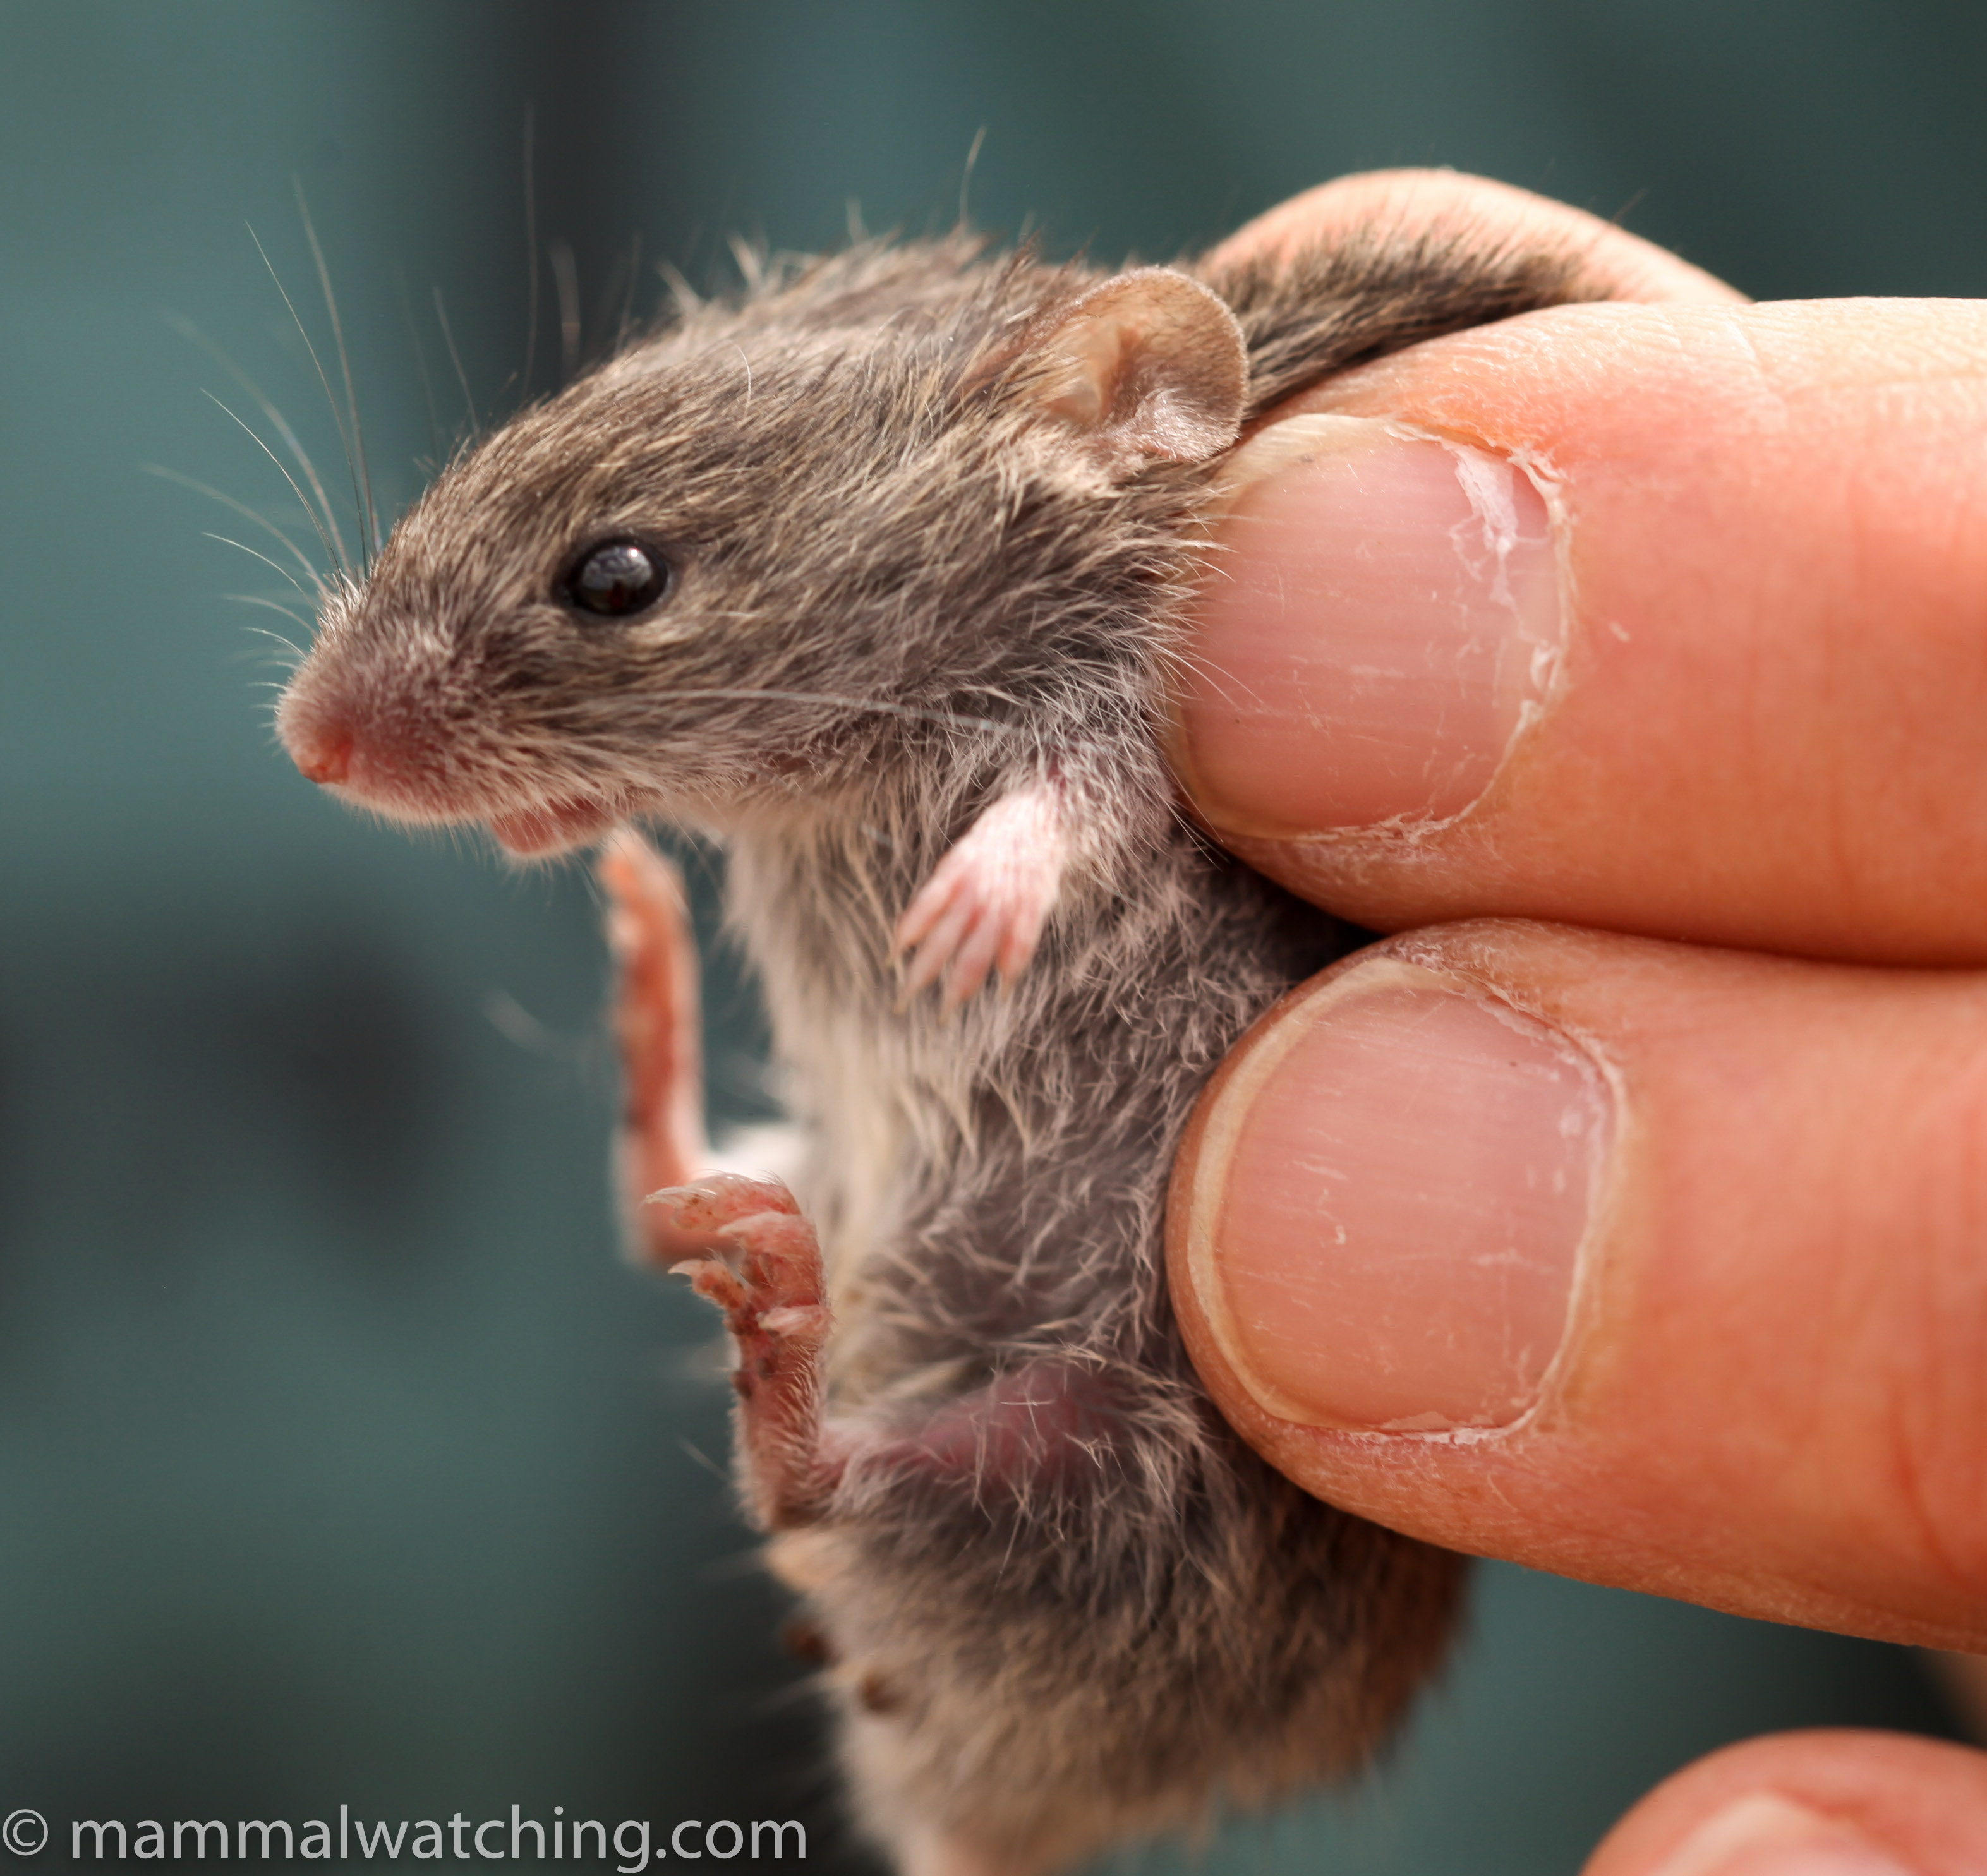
[{"left": 610, "top": 826, "right": 1464, "bottom": 1876}]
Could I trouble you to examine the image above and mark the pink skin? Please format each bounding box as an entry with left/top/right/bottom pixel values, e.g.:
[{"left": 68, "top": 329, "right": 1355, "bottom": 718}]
[
  {"left": 287, "top": 725, "right": 353, "bottom": 786},
  {"left": 486, "top": 796, "right": 624, "bottom": 857},
  {"left": 893, "top": 779, "right": 1070, "bottom": 1009},
  {"left": 901, "top": 1358, "right": 1124, "bottom": 1487}
]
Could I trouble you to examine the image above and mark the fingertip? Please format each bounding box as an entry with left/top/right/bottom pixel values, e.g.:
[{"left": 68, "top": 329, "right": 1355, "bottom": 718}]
[
  {"left": 1179, "top": 413, "right": 1566, "bottom": 839},
  {"left": 1208, "top": 169, "right": 1746, "bottom": 306},
  {"left": 1169, "top": 951, "right": 1605, "bottom": 1433},
  {"left": 1584, "top": 1733, "right": 1987, "bottom": 1876},
  {"left": 1169, "top": 920, "right": 1987, "bottom": 1647},
  {"left": 1179, "top": 294, "right": 1987, "bottom": 961}
]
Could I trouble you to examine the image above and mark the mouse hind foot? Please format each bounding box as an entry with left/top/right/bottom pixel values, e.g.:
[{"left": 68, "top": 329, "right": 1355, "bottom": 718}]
[
  {"left": 650, "top": 1174, "right": 845, "bottom": 1529},
  {"left": 597, "top": 846, "right": 845, "bottom": 1529}
]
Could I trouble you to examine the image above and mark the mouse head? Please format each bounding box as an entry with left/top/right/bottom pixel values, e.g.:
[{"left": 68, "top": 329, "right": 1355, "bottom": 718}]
[{"left": 277, "top": 245, "right": 1246, "bottom": 856}]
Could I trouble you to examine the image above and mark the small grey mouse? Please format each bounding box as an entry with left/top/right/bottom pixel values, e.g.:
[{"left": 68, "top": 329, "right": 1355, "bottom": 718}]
[{"left": 276, "top": 212, "right": 1608, "bottom": 1875}]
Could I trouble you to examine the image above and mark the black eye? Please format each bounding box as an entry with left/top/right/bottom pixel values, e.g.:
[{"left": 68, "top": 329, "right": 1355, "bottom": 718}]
[{"left": 566, "top": 540, "right": 670, "bottom": 617}]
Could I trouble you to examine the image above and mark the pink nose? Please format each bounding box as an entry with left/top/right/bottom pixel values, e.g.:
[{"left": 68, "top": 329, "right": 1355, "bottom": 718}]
[{"left": 291, "top": 729, "right": 353, "bottom": 786}]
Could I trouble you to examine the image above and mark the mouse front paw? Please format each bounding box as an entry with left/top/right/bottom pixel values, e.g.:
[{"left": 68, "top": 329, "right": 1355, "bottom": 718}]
[{"left": 893, "top": 781, "right": 1068, "bottom": 1009}]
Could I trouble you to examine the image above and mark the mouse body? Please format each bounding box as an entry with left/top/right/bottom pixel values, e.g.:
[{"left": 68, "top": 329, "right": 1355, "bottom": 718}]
[{"left": 278, "top": 217, "right": 1603, "bottom": 1875}]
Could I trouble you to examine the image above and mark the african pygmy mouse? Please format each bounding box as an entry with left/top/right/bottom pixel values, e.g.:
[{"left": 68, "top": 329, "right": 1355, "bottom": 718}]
[{"left": 276, "top": 216, "right": 1607, "bottom": 1875}]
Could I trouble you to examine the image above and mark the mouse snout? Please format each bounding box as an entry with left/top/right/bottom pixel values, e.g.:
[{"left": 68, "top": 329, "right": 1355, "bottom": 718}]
[
  {"left": 280, "top": 704, "right": 433, "bottom": 805},
  {"left": 277, "top": 666, "right": 444, "bottom": 807},
  {"left": 277, "top": 665, "right": 501, "bottom": 827},
  {"left": 276, "top": 676, "right": 361, "bottom": 786},
  {"left": 288, "top": 724, "right": 353, "bottom": 786}
]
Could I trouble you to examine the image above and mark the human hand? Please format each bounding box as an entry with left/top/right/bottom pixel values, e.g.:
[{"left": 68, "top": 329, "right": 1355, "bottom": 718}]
[{"left": 1164, "top": 171, "right": 1987, "bottom": 1872}]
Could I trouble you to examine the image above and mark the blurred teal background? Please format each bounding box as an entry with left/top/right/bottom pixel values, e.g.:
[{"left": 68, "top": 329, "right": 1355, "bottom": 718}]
[{"left": 2, "top": 1, "right": 1981, "bottom": 1870}]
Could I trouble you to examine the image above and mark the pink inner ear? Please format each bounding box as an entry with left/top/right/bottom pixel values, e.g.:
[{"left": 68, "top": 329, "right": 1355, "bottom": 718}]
[
  {"left": 1037, "top": 315, "right": 1133, "bottom": 432},
  {"left": 1023, "top": 267, "right": 1247, "bottom": 471}
]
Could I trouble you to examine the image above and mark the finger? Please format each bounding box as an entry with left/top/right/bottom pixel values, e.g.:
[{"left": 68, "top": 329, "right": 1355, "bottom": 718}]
[
  {"left": 1583, "top": 1732, "right": 1987, "bottom": 1876},
  {"left": 1171, "top": 293, "right": 1987, "bottom": 965},
  {"left": 1166, "top": 921, "right": 1987, "bottom": 1649},
  {"left": 1205, "top": 169, "right": 1746, "bottom": 307}
]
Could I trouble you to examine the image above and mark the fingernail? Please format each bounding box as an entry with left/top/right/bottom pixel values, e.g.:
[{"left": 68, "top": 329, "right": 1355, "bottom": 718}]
[
  {"left": 1650, "top": 1794, "right": 1916, "bottom": 1876},
  {"left": 1180, "top": 414, "right": 1565, "bottom": 837},
  {"left": 1181, "top": 959, "right": 1609, "bottom": 1431}
]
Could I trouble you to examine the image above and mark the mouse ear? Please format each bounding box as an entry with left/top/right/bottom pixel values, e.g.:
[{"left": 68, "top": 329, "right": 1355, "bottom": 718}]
[{"left": 1015, "top": 267, "right": 1248, "bottom": 474}]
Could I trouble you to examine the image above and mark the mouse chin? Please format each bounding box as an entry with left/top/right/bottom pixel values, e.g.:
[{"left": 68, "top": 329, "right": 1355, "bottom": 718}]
[{"left": 487, "top": 796, "right": 623, "bottom": 857}]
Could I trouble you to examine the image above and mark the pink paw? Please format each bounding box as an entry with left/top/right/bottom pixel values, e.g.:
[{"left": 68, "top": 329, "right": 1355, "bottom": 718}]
[
  {"left": 651, "top": 1174, "right": 838, "bottom": 1529},
  {"left": 893, "top": 783, "right": 1068, "bottom": 1008},
  {"left": 646, "top": 1174, "right": 818, "bottom": 1319},
  {"left": 647, "top": 1172, "right": 802, "bottom": 1235}
]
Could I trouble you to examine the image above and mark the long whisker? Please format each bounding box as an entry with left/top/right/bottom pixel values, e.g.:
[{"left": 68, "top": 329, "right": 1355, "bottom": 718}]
[
  {"left": 1154, "top": 640, "right": 1263, "bottom": 714},
  {"left": 396, "top": 265, "right": 445, "bottom": 465},
  {"left": 550, "top": 239, "right": 580, "bottom": 380},
  {"left": 140, "top": 464, "right": 324, "bottom": 591},
  {"left": 433, "top": 286, "right": 478, "bottom": 436},
  {"left": 162, "top": 311, "right": 348, "bottom": 572},
  {"left": 247, "top": 221, "right": 355, "bottom": 575},
  {"left": 294, "top": 177, "right": 378, "bottom": 566},
  {"left": 224, "top": 595, "right": 312, "bottom": 639},
  {"left": 958, "top": 124, "right": 987, "bottom": 231},
  {"left": 603, "top": 687, "right": 1022, "bottom": 737},
  {"left": 198, "top": 393, "right": 350, "bottom": 577},
  {"left": 522, "top": 104, "right": 540, "bottom": 397},
  {"left": 613, "top": 232, "right": 644, "bottom": 351},
  {"left": 656, "top": 257, "right": 703, "bottom": 320},
  {"left": 201, "top": 531, "right": 313, "bottom": 598}
]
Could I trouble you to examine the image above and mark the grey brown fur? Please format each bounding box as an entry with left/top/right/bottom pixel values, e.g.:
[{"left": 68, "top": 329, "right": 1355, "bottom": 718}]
[{"left": 279, "top": 218, "right": 1607, "bottom": 1875}]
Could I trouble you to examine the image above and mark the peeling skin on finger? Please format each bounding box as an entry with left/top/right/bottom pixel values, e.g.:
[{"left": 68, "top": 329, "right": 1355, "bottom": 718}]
[
  {"left": 1436, "top": 433, "right": 1569, "bottom": 776},
  {"left": 1188, "top": 414, "right": 1571, "bottom": 845}
]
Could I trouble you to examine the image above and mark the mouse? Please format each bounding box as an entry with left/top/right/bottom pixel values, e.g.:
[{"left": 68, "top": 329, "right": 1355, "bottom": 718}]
[{"left": 275, "top": 212, "right": 1610, "bottom": 1876}]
